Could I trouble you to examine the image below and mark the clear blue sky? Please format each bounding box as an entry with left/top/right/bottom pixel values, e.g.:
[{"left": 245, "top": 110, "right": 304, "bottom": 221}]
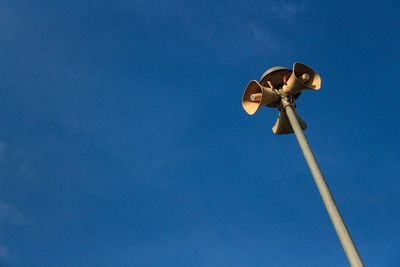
[{"left": 0, "top": 0, "right": 399, "bottom": 266}]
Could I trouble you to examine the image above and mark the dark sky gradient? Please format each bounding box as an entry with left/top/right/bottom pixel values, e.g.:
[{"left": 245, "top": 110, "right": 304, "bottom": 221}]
[{"left": 0, "top": 0, "right": 399, "bottom": 266}]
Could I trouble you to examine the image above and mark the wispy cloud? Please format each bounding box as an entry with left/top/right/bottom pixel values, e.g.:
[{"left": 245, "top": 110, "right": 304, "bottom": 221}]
[
  {"left": 248, "top": 24, "right": 278, "bottom": 48},
  {"left": 0, "top": 245, "right": 10, "bottom": 259},
  {"left": 0, "top": 200, "right": 26, "bottom": 263},
  {"left": 0, "top": 200, "right": 27, "bottom": 226},
  {"left": 270, "top": 3, "right": 305, "bottom": 18},
  {"left": 0, "top": 141, "right": 28, "bottom": 263},
  {"left": 247, "top": 3, "right": 305, "bottom": 47}
]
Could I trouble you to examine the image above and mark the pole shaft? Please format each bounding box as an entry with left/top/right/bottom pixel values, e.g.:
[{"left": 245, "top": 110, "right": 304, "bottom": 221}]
[{"left": 285, "top": 105, "right": 364, "bottom": 267}]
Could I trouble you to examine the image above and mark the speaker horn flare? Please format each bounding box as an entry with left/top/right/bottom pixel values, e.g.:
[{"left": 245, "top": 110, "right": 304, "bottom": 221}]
[
  {"left": 242, "top": 80, "right": 280, "bottom": 115},
  {"left": 283, "top": 62, "right": 321, "bottom": 95},
  {"left": 272, "top": 110, "right": 307, "bottom": 134}
]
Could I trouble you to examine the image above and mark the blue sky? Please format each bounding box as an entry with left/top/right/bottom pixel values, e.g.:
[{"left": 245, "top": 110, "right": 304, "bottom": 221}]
[{"left": 0, "top": 0, "right": 399, "bottom": 266}]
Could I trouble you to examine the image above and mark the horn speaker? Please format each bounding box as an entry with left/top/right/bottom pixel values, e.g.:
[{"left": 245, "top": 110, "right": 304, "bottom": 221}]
[
  {"left": 272, "top": 110, "right": 307, "bottom": 134},
  {"left": 283, "top": 63, "right": 321, "bottom": 95},
  {"left": 242, "top": 80, "right": 279, "bottom": 115}
]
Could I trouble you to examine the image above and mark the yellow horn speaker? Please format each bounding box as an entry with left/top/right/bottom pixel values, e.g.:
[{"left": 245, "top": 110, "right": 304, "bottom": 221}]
[
  {"left": 272, "top": 110, "right": 307, "bottom": 134},
  {"left": 242, "top": 80, "right": 280, "bottom": 115},
  {"left": 283, "top": 62, "right": 321, "bottom": 95}
]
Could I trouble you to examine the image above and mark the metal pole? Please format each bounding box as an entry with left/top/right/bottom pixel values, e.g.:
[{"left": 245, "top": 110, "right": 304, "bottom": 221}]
[{"left": 284, "top": 104, "right": 364, "bottom": 267}]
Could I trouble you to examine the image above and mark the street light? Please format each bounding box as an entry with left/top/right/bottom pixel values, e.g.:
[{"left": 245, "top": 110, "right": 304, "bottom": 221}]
[{"left": 242, "top": 63, "right": 364, "bottom": 267}]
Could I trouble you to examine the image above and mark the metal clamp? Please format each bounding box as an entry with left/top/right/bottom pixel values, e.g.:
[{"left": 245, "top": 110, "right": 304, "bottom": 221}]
[{"left": 278, "top": 89, "right": 296, "bottom": 111}]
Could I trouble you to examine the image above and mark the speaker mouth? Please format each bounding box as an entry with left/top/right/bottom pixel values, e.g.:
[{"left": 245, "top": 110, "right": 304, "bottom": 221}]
[
  {"left": 292, "top": 62, "right": 321, "bottom": 90},
  {"left": 242, "top": 80, "right": 262, "bottom": 115}
]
